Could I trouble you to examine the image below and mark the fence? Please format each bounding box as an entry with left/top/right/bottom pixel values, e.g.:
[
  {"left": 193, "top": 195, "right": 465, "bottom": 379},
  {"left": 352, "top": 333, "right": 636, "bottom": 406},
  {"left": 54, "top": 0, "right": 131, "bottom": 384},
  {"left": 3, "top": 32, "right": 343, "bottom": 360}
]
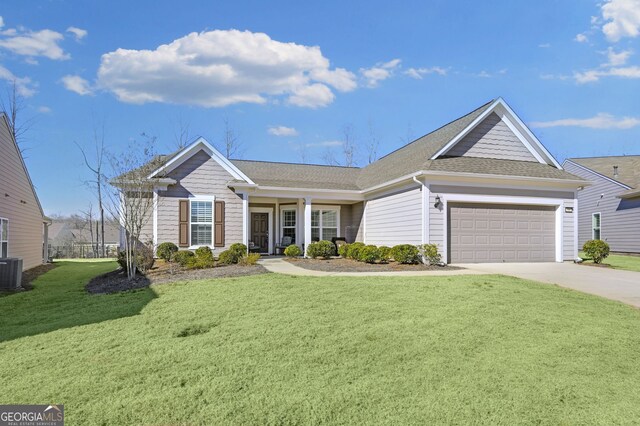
[{"left": 48, "top": 244, "right": 119, "bottom": 259}]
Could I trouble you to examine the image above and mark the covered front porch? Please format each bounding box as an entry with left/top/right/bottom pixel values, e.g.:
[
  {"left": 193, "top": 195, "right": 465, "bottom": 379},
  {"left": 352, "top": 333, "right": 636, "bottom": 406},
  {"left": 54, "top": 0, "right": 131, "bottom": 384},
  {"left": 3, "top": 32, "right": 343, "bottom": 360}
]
[{"left": 238, "top": 192, "right": 364, "bottom": 255}]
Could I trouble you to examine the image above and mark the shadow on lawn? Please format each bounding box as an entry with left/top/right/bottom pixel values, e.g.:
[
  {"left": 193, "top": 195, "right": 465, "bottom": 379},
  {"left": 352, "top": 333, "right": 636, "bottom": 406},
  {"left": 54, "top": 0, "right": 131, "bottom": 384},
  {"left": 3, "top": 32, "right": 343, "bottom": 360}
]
[{"left": 0, "top": 261, "right": 157, "bottom": 343}]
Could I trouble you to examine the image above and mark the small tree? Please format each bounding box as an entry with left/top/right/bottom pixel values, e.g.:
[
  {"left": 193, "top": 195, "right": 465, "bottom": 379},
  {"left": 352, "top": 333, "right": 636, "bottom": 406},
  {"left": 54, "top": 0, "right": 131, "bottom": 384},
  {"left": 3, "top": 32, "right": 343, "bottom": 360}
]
[
  {"left": 107, "top": 136, "right": 160, "bottom": 280},
  {"left": 583, "top": 240, "right": 610, "bottom": 264}
]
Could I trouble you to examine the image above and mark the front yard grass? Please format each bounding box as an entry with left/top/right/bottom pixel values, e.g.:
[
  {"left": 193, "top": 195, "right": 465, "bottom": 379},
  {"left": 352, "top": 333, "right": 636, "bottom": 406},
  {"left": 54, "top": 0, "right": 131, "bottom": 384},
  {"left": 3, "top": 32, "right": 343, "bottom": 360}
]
[
  {"left": 580, "top": 251, "right": 640, "bottom": 272},
  {"left": 2, "top": 260, "right": 640, "bottom": 424}
]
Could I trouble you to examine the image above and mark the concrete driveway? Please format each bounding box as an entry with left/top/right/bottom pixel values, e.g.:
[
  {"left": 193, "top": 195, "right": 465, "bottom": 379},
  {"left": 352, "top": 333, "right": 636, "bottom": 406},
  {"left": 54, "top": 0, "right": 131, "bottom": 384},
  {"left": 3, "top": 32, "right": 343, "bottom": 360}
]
[{"left": 458, "top": 262, "right": 640, "bottom": 308}]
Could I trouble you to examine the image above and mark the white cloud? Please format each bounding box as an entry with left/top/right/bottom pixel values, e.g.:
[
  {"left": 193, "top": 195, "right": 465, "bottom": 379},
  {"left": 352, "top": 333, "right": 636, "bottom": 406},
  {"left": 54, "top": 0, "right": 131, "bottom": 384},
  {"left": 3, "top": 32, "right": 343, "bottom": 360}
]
[
  {"left": 66, "top": 26, "right": 87, "bottom": 41},
  {"left": 476, "top": 70, "right": 491, "bottom": 78},
  {"left": 531, "top": 113, "right": 640, "bottom": 129},
  {"left": 0, "top": 65, "right": 36, "bottom": 96},
  {"left": 404, "top": 66, "right": 447, "bottom": 79},
  {"left": 268, "top": 125, "right": 298, "bottom": 137},
  {"left": 37, "top": 106, "right": 52, "bottom": 113},
  {"left": 605, "top": 47, "right": 632, "bottom": 65},
  {"left": 305, "top": 140, "right": 342, "bottom": 148},
  {"left": 96, "top": 29, "right": 356, "bottom": 108},
  {"left": 359, "top": 59, "right": 401, "bottom": 87},
  {"left": 0, "top": 16, "right": 4, "bottom": 29},
  {"left": 574, "top": 65, "right": 640, "bottom": 83},
  {"left": 601, "top": 0, "right": 640, "bottom": 41},
  {"left": 0, "top": 27, "right": 69, "bottom": 60},
  {"left": 61, "top": 75, "right": 93, "bottom": 95},
  {"left": 575, "top": 33, "right": 588, "bottom": 43},
  {"left": 538, "top": 43, "right": 551, "bottom": 48}
]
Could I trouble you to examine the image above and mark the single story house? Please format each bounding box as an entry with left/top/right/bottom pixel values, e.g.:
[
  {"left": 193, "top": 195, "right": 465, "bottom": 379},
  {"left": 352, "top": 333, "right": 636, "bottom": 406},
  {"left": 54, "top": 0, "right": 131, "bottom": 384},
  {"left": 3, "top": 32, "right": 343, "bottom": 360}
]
[
  {"left": 563, "top": 156, "right": 640, "bottom": 254},
  {"left": 129, "top": 98, "right": 586, "bottom": 263},
  {"left": 0, "top": 112, "right": 50, "bottom": 270}
]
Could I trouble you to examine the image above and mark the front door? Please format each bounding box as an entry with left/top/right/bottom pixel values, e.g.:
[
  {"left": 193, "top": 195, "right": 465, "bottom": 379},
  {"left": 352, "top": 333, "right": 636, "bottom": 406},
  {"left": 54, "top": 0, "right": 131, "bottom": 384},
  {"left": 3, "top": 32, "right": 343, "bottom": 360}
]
[{"left": 251, "top": 213, "right": 269, "bottom": 253}]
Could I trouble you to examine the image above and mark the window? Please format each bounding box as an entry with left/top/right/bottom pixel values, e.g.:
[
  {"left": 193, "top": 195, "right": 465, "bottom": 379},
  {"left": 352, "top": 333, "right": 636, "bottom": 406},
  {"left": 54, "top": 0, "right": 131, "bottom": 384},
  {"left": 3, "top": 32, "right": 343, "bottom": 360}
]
[
  {"left": 592, "top": 213, "right": 601, "bottom": 240},
  {"left": 311, "top": 208, "right": 338, "bottom": 241},
  {"left": 0, "top": 218, "right": 7, "bottom": 258},
  {"left": 281, "top": 209, "right": 296, "bottom": 243},
  {"left": 191, "top": 200, "right": 213, "bottom": 246}
]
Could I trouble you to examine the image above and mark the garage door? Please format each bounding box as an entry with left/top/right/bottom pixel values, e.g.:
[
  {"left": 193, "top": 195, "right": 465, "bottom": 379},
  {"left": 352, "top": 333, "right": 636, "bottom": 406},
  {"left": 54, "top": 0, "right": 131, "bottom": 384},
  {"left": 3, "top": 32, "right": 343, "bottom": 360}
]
[{"left": 449, "top": 203, "right": 555, "bottom": 263}]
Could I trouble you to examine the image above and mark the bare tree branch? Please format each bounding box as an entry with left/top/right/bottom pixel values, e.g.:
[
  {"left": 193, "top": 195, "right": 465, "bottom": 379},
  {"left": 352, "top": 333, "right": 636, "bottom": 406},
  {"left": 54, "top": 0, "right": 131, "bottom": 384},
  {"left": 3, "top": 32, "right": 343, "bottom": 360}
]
[
  {"left": 219, "top": 117, "right": 243, "bottom": 159},
  {"left": 0, "top": 80, "right": 36, "bottom": 153}
]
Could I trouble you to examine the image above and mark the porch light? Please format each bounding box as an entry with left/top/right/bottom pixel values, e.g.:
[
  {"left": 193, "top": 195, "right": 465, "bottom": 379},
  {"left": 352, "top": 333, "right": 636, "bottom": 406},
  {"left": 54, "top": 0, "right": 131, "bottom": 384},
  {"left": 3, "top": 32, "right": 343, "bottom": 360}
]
[{"left": 434, "top": 195, "right": 441, "bottom": 208}]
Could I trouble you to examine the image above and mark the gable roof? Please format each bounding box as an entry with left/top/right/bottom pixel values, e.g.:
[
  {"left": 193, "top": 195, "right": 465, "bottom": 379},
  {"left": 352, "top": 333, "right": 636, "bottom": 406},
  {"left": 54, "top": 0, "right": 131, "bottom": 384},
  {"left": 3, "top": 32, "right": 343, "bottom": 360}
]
[
  {"left": 567, "top": 155, "right": 640, "bottom": 191},
  {"left": 0, "top": 112, "right": 45, "bottom": 219},
  {"left": 140, "top": 99, "right": 582, "bottom": 192}
]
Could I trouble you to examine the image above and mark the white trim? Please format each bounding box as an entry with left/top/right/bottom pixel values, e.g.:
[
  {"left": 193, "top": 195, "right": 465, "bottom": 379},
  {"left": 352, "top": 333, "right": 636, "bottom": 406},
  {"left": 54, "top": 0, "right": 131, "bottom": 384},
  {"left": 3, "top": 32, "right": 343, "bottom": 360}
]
[
  {"left": 499, "top": 113, "right": 546, "bottom": 163},
  {"left": 147, "top": 137, "right": 255, "bottom": 184},
  {"left": 430, "top": 98, "right": 563, "bottom": 169},
  {"left": 0, "top": 217, "right": 9, "bottom": 258},
  {"left": 297, "top": 199, "right": 304, "bottom": 248},
  {"left": 414, "top": 176, "right": 429, "bottom": 244},
  {"left": 275, "top": 200, "right": 280, "bottom": 246},
  {"left": 362, "top": 200, "right": 368, "bottom": 244},
  {"left": 592, "top": 212, "right": 602, "bottom": 240},
  {"left": 309, "top": 205, "right": 342, "bottom": 241},
  {"left": 563, "top": 159, "right": 632, "bottom": 190},
  {"left": 574, "top": 196, "right": 579, "bottom": 259},
  {"left": 249, "top": 207, "right": 273, "bottom": 254},
  {"left": 187, "top": 195, "right": 216, "bottom": 249},
  {"left": 440, "top": 193, "right": 565, "bottom": 263},
  {"left": 240, "top": 192, "right": 249, "bottom": 247},
  {"left": 280, "top": 205, "right": 298, "bottom": 247},
  {"left": 304, "top": 197, "right": 312, "bottom": 257},
  {"left": 152, "top": 190, "right": 158, "bottom": 249}
]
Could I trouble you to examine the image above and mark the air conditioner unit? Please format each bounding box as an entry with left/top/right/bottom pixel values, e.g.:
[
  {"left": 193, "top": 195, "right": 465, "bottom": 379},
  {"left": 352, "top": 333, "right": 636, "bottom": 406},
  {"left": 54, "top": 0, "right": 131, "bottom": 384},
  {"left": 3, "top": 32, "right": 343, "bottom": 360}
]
[{"left": 0, "top": 258, "right": 23, "bottom": 290}]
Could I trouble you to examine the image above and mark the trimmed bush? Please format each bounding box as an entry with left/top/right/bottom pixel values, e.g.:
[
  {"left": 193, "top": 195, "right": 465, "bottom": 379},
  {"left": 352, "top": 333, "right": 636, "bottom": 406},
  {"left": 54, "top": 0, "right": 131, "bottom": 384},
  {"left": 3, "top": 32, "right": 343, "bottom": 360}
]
[
  {"left": 306, "top": 240, "right": 336, "bottom": 259},
  {"left": 583, "top": 239, "right": 610, "bottom": 264},
  {"left": 391, "top": 244, "right": 420, "bottom": 264},
  {"left": 378, "top": 246, "right": 392, "bottom": 263},
  {"left": 173, "top": 250, "right": 195, "bottom": 267},
  {"left": 338, "top": 243, "right": 350, "bottom": 258},
  {"left": 346, "top": 242, "right": 365, "bottom": 260},
  {"left": 238, "top": 253, "right": 261, "bottom": 266},
  {"left": 117, "top": 244, "right": 155, "bottom": 273},
  {"left": 418, "top": 243, "right": 442, "bottom": 265},
  {"left": 186, "top": 246, "right": 215, "bottom": 269},
  {"left": 194, "top": 246, "right": 213, "bottom": 260},
  {"left": 218, "top": 250, "right": 235, "bottom": 265},
  {"left": 156, "top": 242, "right": 179, "bottom": 262},
  {"left": 284, "top": 244, "right": 302, "bottom": 257},
  {"left": 359, "top": 245, "right": 380, "bottom": 263}
]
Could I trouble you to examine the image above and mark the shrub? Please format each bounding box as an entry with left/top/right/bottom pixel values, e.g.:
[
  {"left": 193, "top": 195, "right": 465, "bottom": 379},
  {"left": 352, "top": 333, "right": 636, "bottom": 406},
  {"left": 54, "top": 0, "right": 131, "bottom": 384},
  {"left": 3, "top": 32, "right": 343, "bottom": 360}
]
[
  {"left": 338, "top": 243, "right": 350, "bottom": 258},
  {"left": 238, "top": 253, "right": 261, "bottom": 266},
  {"left": 284, "top": 244, "right": 302, "bottom": 257},
  {"left": 306, "top": 240, "right": 336, "bottom": 259},
  {"left": 186, "top": 246, "right": 215, "bottom": 269},
  {"left": 346, "top": 242, "right": 365, "bottom": 260},
  {"left": 391, "top": 244, "right": 420, "bottom": 264},
  {"left": 378, "top": 246, "right": 392, "bottom": 263},
  {"left": 418, "top": 243, "right": 442, "bottom": 265},
  {"left": 218, "top": 250, "right": 235, "bottom": 265},
  {"left": 583, "top": 239, "right": 610, "bottom": 264},
  {"left": 194, "top": 246, "right": 214, "bottom": 261},
  {"left": 359, "top": 245, "right": 380, "bottom": 263},
  {"left": 117, "top": 244, "right": 155, "bottom": 273},
  {"left": 156, "top": 242, "right": 179, "bottom": 262},
  {"left": 173, "top": 250, "right": 195, "bottom": 266}
]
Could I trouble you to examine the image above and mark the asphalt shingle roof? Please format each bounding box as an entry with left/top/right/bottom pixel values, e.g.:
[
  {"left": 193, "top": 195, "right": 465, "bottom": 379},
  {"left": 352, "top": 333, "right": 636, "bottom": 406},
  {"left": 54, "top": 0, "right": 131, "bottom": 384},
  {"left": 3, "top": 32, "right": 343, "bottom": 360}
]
[{"left": 568, "top": 156, "right": 640, "bottom": 189}]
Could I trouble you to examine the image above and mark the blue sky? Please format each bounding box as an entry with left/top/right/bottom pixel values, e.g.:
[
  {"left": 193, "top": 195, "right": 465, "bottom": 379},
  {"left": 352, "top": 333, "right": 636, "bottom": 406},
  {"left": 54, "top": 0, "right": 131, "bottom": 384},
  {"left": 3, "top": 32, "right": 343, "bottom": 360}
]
[{"left": 1, "top": 0, "right": 639, "bottom": 215}]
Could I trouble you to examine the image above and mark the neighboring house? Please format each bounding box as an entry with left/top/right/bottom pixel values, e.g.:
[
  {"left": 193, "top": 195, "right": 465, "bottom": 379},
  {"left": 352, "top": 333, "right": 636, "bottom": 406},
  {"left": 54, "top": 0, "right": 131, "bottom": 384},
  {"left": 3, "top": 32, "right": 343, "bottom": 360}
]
[
  {"left": 0, "top": 112, "right": 50, "bottom": 270},
  {"left": 563, "top": 156, "right": 640, "bottom": 254},
  {"left": 48, "top": 219, "right": 121, "bottom": 258},
  {"left": 126, "top": 98, "right": 585, "bottom": 263}
]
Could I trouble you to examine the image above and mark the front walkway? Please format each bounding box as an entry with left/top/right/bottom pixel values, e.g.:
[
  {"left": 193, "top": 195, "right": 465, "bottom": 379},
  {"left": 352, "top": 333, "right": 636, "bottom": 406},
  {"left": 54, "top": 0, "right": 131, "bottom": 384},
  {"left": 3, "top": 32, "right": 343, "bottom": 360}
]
[
  {"left": 459, "top": 262, "right": 640, "bottom": 308},
  {"left": 259, "top": 257, "right": 484, "bottom": 277}
]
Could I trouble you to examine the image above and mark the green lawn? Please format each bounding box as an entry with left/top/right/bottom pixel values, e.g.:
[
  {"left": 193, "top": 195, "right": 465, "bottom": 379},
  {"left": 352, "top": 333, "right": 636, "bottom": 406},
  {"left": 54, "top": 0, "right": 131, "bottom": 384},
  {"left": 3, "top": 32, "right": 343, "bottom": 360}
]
[
  {"left": 580, "top": 252, "right": 640, "bottom": 272},
  {"left": 2, "top": 261, "right": 640, "bottom": 425}
]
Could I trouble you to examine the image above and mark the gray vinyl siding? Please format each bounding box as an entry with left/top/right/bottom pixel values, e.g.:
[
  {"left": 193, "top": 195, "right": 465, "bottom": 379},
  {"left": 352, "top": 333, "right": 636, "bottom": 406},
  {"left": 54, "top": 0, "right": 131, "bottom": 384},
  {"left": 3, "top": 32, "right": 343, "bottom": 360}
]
[
  {"left": 564, "top": 161, "right": 640, "bottom": 253},
  {"left": 446, "top": 112, "right": 537, "bottom": 162},
  {"left": 157, "top": 150, "right": 243, "bottom": 253},
  {"left": 428, "top": 185, "right": 577, "bottom": 261},
  {"left": 0, "top": 117, "right": 44, "bottom": 270},
  {"left": 349, "top": 202, "right": 365, "bottom": 243},
  {"left": 365, "top": 186, "right": 422, "bottom": 245}
]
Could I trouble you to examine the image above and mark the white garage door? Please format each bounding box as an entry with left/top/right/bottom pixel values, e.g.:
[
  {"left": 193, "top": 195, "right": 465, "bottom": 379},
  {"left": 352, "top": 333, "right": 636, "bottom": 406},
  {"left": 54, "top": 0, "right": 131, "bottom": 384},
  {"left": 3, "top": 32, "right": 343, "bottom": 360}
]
[{"left": 449, "top": 203, "right": 556, "bottom": 263}]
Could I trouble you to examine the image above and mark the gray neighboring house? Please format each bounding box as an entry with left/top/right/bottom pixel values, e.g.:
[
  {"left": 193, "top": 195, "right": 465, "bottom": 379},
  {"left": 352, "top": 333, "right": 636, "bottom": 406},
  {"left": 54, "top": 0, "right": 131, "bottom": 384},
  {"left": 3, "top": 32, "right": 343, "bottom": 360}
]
[
  {"left": 126, "top": 98, "right": 586, "bottom": 263},
  {"left": 563, "top": 156, "right": 640, "bottom": 254},
  {"left": 0, "top": 112, "right": 50, "bottom": 270}
]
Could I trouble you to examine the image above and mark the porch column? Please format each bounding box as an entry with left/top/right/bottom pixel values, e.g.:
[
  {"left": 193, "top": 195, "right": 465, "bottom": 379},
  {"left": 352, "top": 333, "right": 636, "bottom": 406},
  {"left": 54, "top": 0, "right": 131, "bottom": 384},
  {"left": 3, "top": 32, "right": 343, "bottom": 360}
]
[
  {"left": 241, "top": 192, "right": 249, "bottom": 248},
  {"left": 297, "top": 198, "right": 304, "bottom": 249},
  {"left": 275, "top": 200, "right": 280, "bottom": 248},
  {"left": 304, "top": 197, "right": 312, "bottom": 257}
]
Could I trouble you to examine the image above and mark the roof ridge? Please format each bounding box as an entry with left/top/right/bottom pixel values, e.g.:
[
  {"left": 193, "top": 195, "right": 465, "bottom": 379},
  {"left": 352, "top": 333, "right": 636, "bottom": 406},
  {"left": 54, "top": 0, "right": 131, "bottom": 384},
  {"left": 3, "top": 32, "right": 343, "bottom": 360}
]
[
  {"left": 568, "top": 155, "right": 640, "bottom": 160},
  {"left": 230, "top": 158, "right": 361, "bottom": 169}
]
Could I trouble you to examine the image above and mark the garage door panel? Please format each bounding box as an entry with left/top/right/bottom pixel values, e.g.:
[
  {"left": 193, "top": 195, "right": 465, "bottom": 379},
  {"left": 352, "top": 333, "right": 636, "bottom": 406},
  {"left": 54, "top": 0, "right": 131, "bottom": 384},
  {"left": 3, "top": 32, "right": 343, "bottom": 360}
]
[{"left": 449, "top": 203, "right": 555, "bottom": 263}]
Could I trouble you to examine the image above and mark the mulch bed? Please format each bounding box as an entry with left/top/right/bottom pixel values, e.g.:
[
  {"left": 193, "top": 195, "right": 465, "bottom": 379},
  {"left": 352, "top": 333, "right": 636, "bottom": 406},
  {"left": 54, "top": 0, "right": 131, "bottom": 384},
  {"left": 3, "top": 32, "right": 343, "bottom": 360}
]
[
  {"left": 86, "top": 261, "right": 270, "bottom": 294},
  {"left": 286, "top": 257, "right": 462, "bottom": 272},
  {"left": 21, "top": 263, "right": 58, "bottom": 290}
]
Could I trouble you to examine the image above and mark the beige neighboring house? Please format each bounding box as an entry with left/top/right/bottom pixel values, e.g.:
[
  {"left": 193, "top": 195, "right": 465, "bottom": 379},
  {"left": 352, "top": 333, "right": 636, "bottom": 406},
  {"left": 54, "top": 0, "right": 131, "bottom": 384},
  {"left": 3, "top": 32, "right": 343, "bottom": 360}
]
[
  {"left": 0, "top": 112, "right": 50, "bottom": 270},
  {"left": 125, "top": 98, "right": 586, "bottom": 263}
]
